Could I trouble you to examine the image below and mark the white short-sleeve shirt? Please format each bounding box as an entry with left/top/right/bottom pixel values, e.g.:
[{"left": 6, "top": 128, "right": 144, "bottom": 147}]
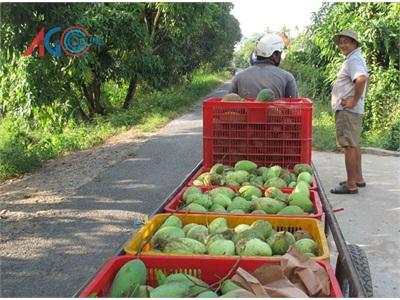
[{"left": 331, "top": 48, "right": 369, "bottom": 114}]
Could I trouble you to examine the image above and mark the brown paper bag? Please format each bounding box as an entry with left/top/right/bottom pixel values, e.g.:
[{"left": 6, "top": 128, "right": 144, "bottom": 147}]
[
  {"left": 281, "top": 246, "right": 331, "bottom": 297},
  {"left": 231, "top": 265, "right": 310, "bottom": 298},
  {"left": 251, "top": 264, "right": 309, "bottom": 298},
  {"left": 231, "top": 267, "right": 270, "bottom": 297},
  {"left": 227, "top": 248, "right": 331, "bottom": 297}
]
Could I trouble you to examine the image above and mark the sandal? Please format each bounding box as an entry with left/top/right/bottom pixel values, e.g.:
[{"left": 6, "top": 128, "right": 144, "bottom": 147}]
[
  {"left": 330, "top": 185, "right": 358, "bottom": 194},
  {"left": 339, "top": 181, "right": 366, "bottom": 187}
]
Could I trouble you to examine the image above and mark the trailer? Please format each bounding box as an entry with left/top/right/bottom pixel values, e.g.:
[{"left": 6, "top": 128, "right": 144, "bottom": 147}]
[{"left": 73, "top": 160, "right": 373, "bottom": 298}]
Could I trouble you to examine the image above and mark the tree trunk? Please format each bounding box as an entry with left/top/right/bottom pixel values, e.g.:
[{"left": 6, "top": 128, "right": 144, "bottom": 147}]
[
  {"left": 123, "top": 79, "right": 138, "bottom": 110},
  {"left": 77, "top": 106, "right": 89, "bottom": 122},
  {"left": 81, "top": 83, "right": 95, "bottom": 115},
  {"left": 90, "top": 80, "right": 105, "bottom": 115},
  {"left": 81, "top": 80, "right": 105, "bottom": 116}
]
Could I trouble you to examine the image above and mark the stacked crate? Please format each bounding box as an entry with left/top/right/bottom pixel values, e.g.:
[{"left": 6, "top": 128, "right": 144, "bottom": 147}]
[
  {"left": 203, "top": 98, "right": 312, "bottom": 168},
  {"left": 161, "top": 97, "right": 319, "bottom": 220},
  {"left": 78, "top": 97, "right": 344, "bottom": 298}
]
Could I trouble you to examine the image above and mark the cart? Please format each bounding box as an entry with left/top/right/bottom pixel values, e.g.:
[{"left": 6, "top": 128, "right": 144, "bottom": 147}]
[{"left": 73, "top": 160, "right": 373, "bottom": 298}]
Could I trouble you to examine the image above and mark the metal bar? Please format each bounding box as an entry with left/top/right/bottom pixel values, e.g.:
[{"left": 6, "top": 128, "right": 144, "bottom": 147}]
[
  {"left": 72, "top": 161, "right": 203, "bottom": 297},
  {"left": 75, "top": 161, "right": 367, "bottom": 297},
  {"left": 312, "top": 162, "right": 368, "bottom": 297}
]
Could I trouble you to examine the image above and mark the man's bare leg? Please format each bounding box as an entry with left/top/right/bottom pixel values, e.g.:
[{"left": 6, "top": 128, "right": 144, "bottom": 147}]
[
  {"left": 355, "top": 146, "right": 365, "bottom": 184},
  {"left": 343, "top": 146, "right": 358, "bottom": 190}
]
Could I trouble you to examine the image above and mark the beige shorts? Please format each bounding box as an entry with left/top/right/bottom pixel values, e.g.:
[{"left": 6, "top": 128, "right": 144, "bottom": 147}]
[{"left": 335, "top": 110, "right": 363, "bottom": 147}]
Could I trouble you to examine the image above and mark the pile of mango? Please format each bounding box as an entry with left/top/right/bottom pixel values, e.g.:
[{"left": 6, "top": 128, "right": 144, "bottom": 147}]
[
  {"left": 181, "top": 183, "right": 314, "bottom": 215},
  {"left": 193, "top": 161, "right": 313, "bottom": 190},
  {"left": 145, "top": 215, "right": 318, "bottom": 258},
  {"left": 107, "top": 258, "right": 247, "bottom": 297}
]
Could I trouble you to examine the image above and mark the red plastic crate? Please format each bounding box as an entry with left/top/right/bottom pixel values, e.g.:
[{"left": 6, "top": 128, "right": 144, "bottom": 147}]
[
  {"left": 79, "top": 255, "right": 343, "bottom": 298},
  {"left": 188, "top": 166, "right": 318, "bottom": 190},
  {"left": 203, "top": 98, "right": 312, "bottom": 169},
  {"left": 163, "top": 186, "right": 323, "bottom": 220}
]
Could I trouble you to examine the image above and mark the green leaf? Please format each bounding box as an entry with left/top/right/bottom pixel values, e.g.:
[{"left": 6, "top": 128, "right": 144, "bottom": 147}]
[{"left": 155, "top": 269, "right": 167, "bottom": 286}]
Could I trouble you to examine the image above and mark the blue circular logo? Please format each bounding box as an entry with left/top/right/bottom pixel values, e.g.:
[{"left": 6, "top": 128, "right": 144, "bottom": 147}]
[{"left": 61, "top": 26, "right": 90, "bottom": 57}]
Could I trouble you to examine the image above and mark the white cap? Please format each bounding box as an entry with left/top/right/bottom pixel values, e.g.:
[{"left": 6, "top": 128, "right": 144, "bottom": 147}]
[{"left": 255, "top": 34, "right": 285, "bottom": 58}]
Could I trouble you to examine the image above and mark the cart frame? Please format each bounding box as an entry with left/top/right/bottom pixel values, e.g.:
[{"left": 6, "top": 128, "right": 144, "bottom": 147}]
[{"left": 73, "top": 160, "right": 371, "bottom": 297}]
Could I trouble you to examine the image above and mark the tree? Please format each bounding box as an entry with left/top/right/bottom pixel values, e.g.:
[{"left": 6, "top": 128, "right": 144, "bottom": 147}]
[
  {"left": 122, "top": 3, "right": 241, "bottom": 109},
  {"left": 284, "top": 2, "right": 400, "bottom": 149},
  {"left": 233, "top": 37, "right": 257, "bottom": 69},
  {"left": 1, "top": 2, "right": 241, "bottom": 122}
]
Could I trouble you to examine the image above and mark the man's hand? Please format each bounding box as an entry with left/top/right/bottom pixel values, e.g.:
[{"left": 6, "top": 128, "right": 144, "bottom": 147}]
[
  {"left": 341, "top": 98, "right": 357, "bottom": 109},
  {"left": 341, "top": 75, "right": 368, "bottom": 109}
]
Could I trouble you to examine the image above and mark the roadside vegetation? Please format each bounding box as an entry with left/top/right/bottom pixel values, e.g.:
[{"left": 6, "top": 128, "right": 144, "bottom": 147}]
[
  {"left": 234, "top": 3, "right": 400, "bottom": 152},
  {"left": 0, "top": 71, "right": 229, "bottom": 180},
  {"left": 0, "top": 3, "right": 240, "bottom": 180},
  {"left": 1, "top": 3, "right": 399, "bottom": 181}
]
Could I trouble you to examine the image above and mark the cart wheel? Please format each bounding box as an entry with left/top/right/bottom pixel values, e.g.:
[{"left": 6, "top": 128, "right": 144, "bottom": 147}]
[{"left": 339, "top": 244, "right": 373, "bottom": 297}]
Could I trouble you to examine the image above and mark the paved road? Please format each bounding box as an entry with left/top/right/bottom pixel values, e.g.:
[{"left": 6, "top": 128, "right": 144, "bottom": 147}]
[
  {"left": 0, "top": 82, "right": 232, "bottom": 298},
  {"left": 313, "top": 151, "right": 400, "bottom": 297},
  {"left": 1, "top": 81, "right": 399, "bottom": 297}
]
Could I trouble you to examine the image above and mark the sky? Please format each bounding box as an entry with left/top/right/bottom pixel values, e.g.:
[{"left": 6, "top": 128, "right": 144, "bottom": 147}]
[{"left": 231, "top": 0, "right": 324, "bottom": 39}]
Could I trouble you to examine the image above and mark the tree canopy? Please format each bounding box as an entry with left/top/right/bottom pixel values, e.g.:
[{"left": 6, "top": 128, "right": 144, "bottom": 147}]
[{"left": 1, "top": 3, "right": 241, "bottom": 124}]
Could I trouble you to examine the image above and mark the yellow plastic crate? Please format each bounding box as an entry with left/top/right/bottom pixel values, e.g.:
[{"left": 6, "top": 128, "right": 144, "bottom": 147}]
[{"left": 124, "top": 213, "right": 329, "bottom": 261}]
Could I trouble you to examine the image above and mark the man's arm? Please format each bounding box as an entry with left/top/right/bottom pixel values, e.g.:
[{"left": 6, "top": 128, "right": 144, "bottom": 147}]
[
  {"left": 229, "top": 76, "right": 238, "bottom": 94},
  {"left": 341, "top": 75, "right": 368, "bottom": 109},
  {"left": 285, "top": 76, "right": 298, "bottom": 98}
]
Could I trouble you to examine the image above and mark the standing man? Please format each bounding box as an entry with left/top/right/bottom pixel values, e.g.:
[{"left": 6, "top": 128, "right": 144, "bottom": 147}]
[
  {"left": 330, "top": 30, "right": 369, "bottom": 194},
  {"left": 229, "top": 33, "right": 298, "bottom": 98}
]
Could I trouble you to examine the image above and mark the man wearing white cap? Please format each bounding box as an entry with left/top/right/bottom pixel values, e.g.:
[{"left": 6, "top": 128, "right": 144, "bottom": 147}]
[
  {"left": 229, "top": 33, "right": 298, "bottom": 99},
  {"left": 330, "top": 30, "right": 369, "bottom": 194}
]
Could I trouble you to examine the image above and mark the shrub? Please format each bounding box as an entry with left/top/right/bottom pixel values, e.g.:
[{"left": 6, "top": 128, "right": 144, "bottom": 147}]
[
  {"left": 0, "top": 117, "right": 41, "bottom": 179},
  {"left": 382, "top": 114, "right": 400, "bottom": 151}
]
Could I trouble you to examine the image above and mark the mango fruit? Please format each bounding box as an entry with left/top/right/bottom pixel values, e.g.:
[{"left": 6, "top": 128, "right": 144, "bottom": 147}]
[
  {"left": 108, "top": 259, "right": 147, "bottom": 297},
  {"left": 164, "top": 237, "right": 206, "bottom": 254},
  {"left": 294, "top": 238, "right": 317, "bottom": 255},
  {"left": 251, "top": 220, "right": 273, "bottom": 239},
  {"left": 221, "top": 279, "right": 242, "bottom": 294},
  {"left": 234, "top": 160, "right": 257, "bottom": 173},
  {"left": 150, "top": 226, "right": 185, "bottom": 250},
  {"left": 240, "top": 238, "right": 272, "bottom": 256},
  {"left": 207, "top": 239, "right": 235, "bottom": 256},
  {"left": 160, "top": 215, "right": 183, "bottom": 229},
  {"left": 183, "top": 187, "right": 202, "bottom": 203},
  {"left": 277, "top": 205, "right": 305, "bottom": 215},
  {"left": 238, "top": 185, "right": 262, "bottom": 201},
  {"left": 256, "top": 88, "right": 274, "bottom": 102},
  {"left": 222, "top": 93, "right": 243, "bottom": 102},
  {"left": 268, "top": 231, "right": 296, "bottom": 255},
  {"left": 208, "top": 217, "right": 228, "bottom": 234},
  {"left": 150, "top": 282, "right": 189, "bottom": 298}
]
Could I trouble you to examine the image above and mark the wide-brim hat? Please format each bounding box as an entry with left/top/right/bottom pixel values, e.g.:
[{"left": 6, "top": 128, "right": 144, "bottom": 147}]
[{"left": 333, "top": 29, "right": 361, "bottom": 46}]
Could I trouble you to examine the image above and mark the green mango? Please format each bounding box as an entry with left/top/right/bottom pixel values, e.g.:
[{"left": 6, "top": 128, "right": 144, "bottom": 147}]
[
  {"left": 221, "top": 279, "right": 242, "bottom": 294},
  {"left": 256, "top": 88, "right": 274, "bottom": 102},
  {"left": 150, "top": 282, "right": 189, "bottom": 298},
  {"left": 160, "top": 215, "right": 183, "bottom": 229},
  {"left": 234, "top": 160, "right": 257, "bottom": 173},
  {"left": 108, "top": 259, "right": 147, "bottom": 297},
  {"left": 197, "top": 290, "right": 218, "bottom": 297}
]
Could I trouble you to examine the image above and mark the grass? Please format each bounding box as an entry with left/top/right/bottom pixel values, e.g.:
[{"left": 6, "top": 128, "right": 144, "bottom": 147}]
[
  {"left": 311, "top": 100, "right": 389, "bottom": 151},
  {"left": 312, "top": 101, "right": 339, "bottom": 151},
  {"left": 0, "top": 71, "right": 230, "bottom": 181}
]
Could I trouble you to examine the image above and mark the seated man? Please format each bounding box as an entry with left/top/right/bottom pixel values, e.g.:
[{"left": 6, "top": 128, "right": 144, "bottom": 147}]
[{"left": 229, "top": 33, "right": 298, "bottom": 99}]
